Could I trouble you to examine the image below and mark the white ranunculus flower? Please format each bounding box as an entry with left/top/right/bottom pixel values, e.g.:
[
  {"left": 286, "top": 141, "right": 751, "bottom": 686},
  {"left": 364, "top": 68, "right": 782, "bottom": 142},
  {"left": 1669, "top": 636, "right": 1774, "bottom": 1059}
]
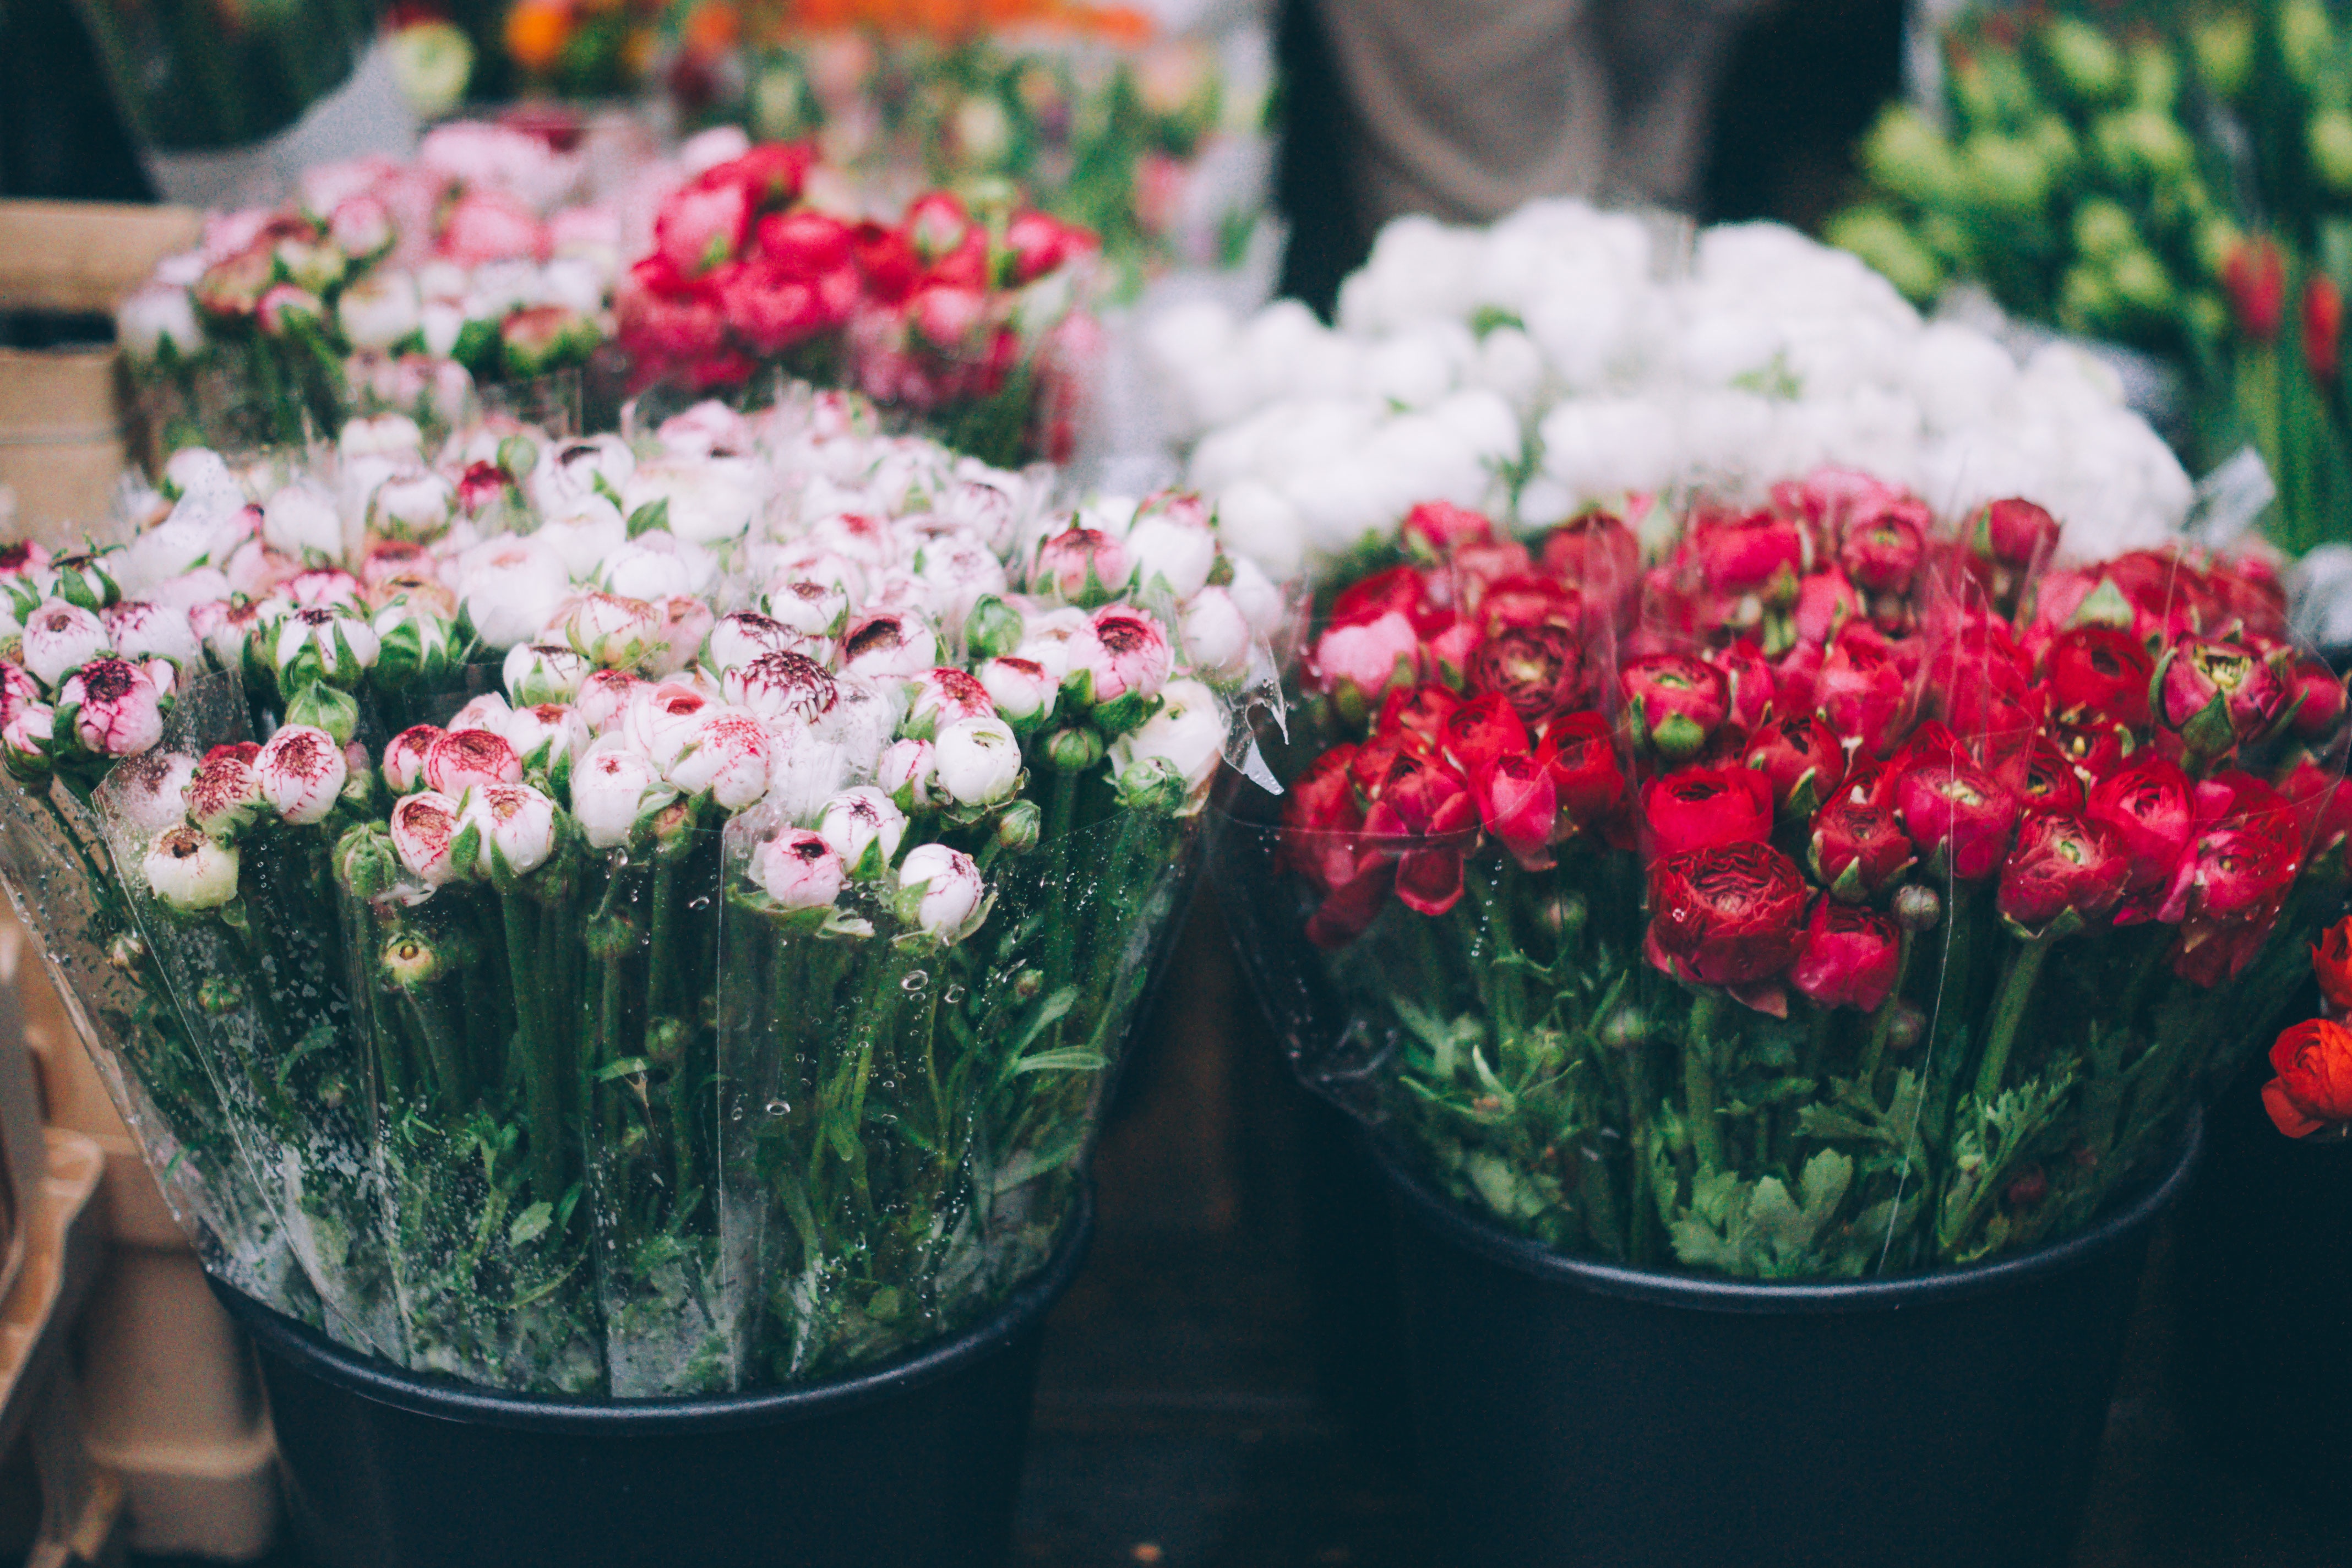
[
  {"left": 1123, "top": 513, "right": 1218, "bottom": 599},
  {"left": 454, "top": 536, "right": 570, "bottom": 650},
  {"left": 339, "top": 274, "right": 422, "bottom": 352},
  {"left": 339, "top": 413, "right": 425, "bottom": 461},
  {"left": 118, "top": 286, "right": 203, "bottom": 362},
  {"left": 895, "top": 842, "right": 987, "bottom": 944},
  {"left": 263, "top": 480, "right": 345, "bottom": 560},
  {"left": 144, "top": 826, "right": 239, "bottom": 910},
  {"left": 818, "top": 785, "right": 907, "bottom": 876},
  {"left": 622, "top": 456, "right": 761, "bottom": 547},
  {"left": 1178, "top": 587, "right": 1251, "bottom": 683},
  {"left": 1110, "top": 677, "right": 1226, "bottom": 814},
  {"left": 571, "top": 739, "right": 673, "bottom": 850},
  {"left": 931, "top": 716, "right": 1022, "bottom": 807}
]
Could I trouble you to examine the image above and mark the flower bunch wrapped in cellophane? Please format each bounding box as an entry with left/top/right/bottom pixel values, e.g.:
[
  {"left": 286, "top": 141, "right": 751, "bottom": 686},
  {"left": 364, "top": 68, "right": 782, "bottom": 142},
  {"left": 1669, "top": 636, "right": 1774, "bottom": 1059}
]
[
  {"left": 0, "top": 386, "right": 1283, "bottom": 1394},
  {"left": 617, "top": 140, "right": 1103, "bottom": 467},
  {"left": 116, "top": 116, "right": 680, "bottom": 453},
  {"left": 1222, "top": 475, "right": 2352, "bottom": 1279}
]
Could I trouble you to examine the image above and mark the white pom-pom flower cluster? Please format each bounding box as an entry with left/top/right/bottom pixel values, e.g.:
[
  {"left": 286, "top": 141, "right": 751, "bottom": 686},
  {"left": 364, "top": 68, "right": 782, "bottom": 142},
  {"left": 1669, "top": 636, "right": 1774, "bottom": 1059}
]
[{"left": 1150, "top": 203, "right": 2193, "bottom": 576}]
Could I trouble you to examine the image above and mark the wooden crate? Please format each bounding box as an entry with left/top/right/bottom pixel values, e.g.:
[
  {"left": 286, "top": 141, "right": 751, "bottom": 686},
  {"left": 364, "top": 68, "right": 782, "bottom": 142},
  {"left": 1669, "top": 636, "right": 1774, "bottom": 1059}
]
[{"left": 0, "top": 200, "right": 203, "bottom": 540}]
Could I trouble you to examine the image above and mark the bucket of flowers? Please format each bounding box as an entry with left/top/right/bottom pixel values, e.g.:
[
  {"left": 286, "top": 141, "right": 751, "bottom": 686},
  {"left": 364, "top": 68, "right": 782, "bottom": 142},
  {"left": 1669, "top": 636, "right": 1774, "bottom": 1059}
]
[
  {"left": 0, "top": 388, "right": 1280, "bottom": 1567},
  {"left": 1213, "top": 473, "right": 2351, "bottom": 1568}
]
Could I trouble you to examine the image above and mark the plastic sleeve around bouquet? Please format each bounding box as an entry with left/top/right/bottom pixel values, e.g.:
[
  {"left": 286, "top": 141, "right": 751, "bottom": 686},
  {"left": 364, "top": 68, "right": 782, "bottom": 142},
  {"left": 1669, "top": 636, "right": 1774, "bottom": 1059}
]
[
  {"left": 1222, "top": 495, "right": 2351, "bottom": 1282},
  {"left": 0, "top": 724, "right": 301, "bottom": 1309},
  {"left": 69, "top": 0, "right": 379, "bottom": 151}
]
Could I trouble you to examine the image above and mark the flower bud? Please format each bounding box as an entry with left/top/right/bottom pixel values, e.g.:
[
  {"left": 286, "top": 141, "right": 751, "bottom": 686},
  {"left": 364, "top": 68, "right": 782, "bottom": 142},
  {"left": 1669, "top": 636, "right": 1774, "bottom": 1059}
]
[
  {"left": 255, "top": 725, "right": 349, "bottom": 825},
  {"left": 334, "top": 823, "right": 402, "bottom": 899},
  {"left": 878, "top": 738, "right": 935, "bottom": 812},
  {"left": 1884, "top": 1001, "right": 1927, "bottom": 1054},
  {"left": 504, "top": 642, "right": 591, "bottom": 706},
  {"left": 22, "top": 600, "right": 109, "bottom": 688},
  {"left": 1893, "top": 884, "right": 1942, "bottom": 932},
  {"left": 1601, "top": 1007, "right": 1648, "bottom": 1051},
  {"left": 818, "top": 787, "right": 907, "bottom": 879},
  {"left": 390, "top": 790, "right": 466, "bottom": 887},
  {"left": 895, "top": 842, "right": 988, "bottom": 944},
  {"left": 47, "top": 553, "right": 121, "bottom": 614},
  {"left": 371, "top": 601, "right": 462, "bottom": 690},
  {"left": 1, "top": 704, "right": 52, "bottom": 779},
  {"left": 666, "top": 707, "right": 772, "bottom": 810},
  {"left": 977, "top": 656, "right": 1058, "bottom": 732},
  {"left": 424, "top": 728, "right": 524, "bottom": 795},
  {"left": 465, "top": 782, "right": 558, "bottom": 878},
  {"left": 995, "top": 798, "right": 1041, "bottom": 853},
  {"left": 571, "top": 742, "right": 673, "bottom": 851},
  {"left": 58, "top": 658, "right": 164, "bottom": 758},
  {"left": 1114, "top": 754, "right": 1187, "bottom": 815},
  {"left": 934, "top": 716, "right": 1023, "bottom": 807},
  {"left": 964, "top": 595, "right": 1025, "bottom": 661},
  {"left": 144, "top": 825, "right": 239, "bottom": 911},
  {"left": 284, "top": 682, "right": 360, "bottom": 746},
  {"left": 1044, "top": 725, "right": 1104, "bottom": 773}
]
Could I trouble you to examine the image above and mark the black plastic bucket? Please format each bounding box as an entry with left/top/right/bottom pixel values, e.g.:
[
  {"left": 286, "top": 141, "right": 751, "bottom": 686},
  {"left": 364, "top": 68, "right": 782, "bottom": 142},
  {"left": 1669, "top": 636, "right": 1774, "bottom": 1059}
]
[
  {"left": 1373, "top": 1121, "right": 2200, "bottom": 1568},
  {"left": 213, "top": 1195, "right": 1093, "bottom": 1568},
  {"left": 2175, "top": 1053, "right": 2352, "bottom": 1493}
]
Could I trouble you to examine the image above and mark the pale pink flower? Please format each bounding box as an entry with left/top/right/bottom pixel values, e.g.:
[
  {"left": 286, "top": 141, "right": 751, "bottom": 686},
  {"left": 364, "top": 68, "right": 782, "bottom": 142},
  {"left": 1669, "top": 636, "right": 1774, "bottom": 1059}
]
[
  {"left": 423, "top": 728, "right": 523, "bottom": 794},
  {"left": 877, "top": 738, "right": 935, "bottom": 810},
  {"left": 2, "top": 705, "right": 53, "bottom": 773},
  {"left": 110, "top": 749, "right": 200, "bottom": 836},
  {"left": 905, "top": 667, "right": 997, "bottom": 738},
  {"left": 390, "top": 791, "right": 466, "bottom": 886},
  {"left": 383, "top": 725, "right": 442, "bottom": 793},
  {"left": 502, "top": 703, "right": 588, "bottom": 769},
  {"left": 762, "top": 577, "right": 851, "bottom": 644},
  {"left": 570, "top": 741, "right": 670, "bottom": 849},
  {"left": 932, "top": 717, "right": 1022, "bottom": 807},
  {"left": 750, "top": 829, "right": 844, "bottom": 910},
  {"left": 463, "top": 782, "right": 558, "bottom": 876},
  {"left": 1085, "top": 608, "right": 1174, "bottom": 705},
  {"left": 896, "top": 843, "right": 987, "bottom": 943},
  {"left": 575, "top": 669, "right": 645, "bottom": 734},
  {"left": 707, "top": 611, "right": 817, "bottom": 674},
  {"left": 1313, "top": 612, "right": 1419, "bottom": 699},
  {"left": 23, "top": 600, "right": 108, "bottom": 688},
  {"left": 1179, "top": 588, "right": 1252, "bottom": 683},
  {"left": 105, "top": 601, "right": 201, "bottom": 669},
  {"left": 144, "top": 825, "right": 239, "bottom": 910},
  {"left": 623, "top": 683, "right": 714, "bottom": 771},
  {"left": 254, "top": 725, "right": 348, "bottom": 824},
  {"left": 0, "top": 662, "right": 41, "bottom": 730},
  {"left": 648, "top": 596, "right": 714, "bottom": 678},
  {"left": 839, "top": 610, "right": 938, "bottom": 681},
  {"left": 563, "top": 592, "right": 667, "bottom": 669},
  {"left": 976, "top": 656, "right": 1058, "bottom": 727},
  {"left": 1035, "top": 527, "right": 1130, "bottom": 602},
  {"left": 723, "top": 651, "right": 838, "bottom": 730},
  {"left": 59, "top": 659, "right": 164, "bottom": 758},
  {"left": 504, "top": 643, "right": 591, "bottom": 705},
  {"left": 666, "top": 707, "right": 771, "bottom": 809},
  {"left": 818, "top": 786, "right": 906, "bottom": 876},
  {"left": 187, "top": 744, "right": 265, "bottom": 836}
]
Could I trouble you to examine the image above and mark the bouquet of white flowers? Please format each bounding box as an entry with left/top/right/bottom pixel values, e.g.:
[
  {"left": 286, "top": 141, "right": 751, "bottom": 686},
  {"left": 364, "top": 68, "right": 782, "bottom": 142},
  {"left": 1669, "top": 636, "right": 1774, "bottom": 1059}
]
[{"left": 0, "top": 388, "right": 1283, "bottom": 1394}]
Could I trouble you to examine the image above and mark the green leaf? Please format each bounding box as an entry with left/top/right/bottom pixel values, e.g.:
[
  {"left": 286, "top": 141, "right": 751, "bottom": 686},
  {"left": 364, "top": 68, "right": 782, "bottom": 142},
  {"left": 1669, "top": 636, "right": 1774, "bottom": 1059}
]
[
  {"left": 627, "top": 498, "right": 671, "bottom": 538},
  {"left": 508, "top": 1201, "right": 553, "bottom": 1247},
  {"left": 1009, "top": 1048, "right": 1108, "bottom": 1076},
  {"left": 594, "top": 1056, "right": 651, "bottom": 1082}
]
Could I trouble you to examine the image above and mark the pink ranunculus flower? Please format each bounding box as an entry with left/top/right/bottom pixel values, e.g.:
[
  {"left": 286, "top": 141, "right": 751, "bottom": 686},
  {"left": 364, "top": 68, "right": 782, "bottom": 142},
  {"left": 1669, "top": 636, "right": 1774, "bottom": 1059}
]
[
  {"left": 896, "top": 842, "right": 987, "bottom": 944},
  {"left": 437, "top": 189, "right": 551, "bottom": 266},
  {"left": 390, "top": 790, "right": 466, "bottom": 886},
  {"left": 254, "top": 725, "right": 348, "bottom": 824},
  {"left": 571, "top": 741, "right": 673, "bottom": 850},
  {"left": 23, "top": 600, "right": 110, "bottom": 688},
  {"left": 1314, "top": 612, "right": 1419, "bottom": 704},
  {"left": 464, "top": 782, "right": 558, "bottom": 877},
  {"left": 1035, "top": 527, "right": 1130, "bottom": 603},
  {"left": 667, "top": 707, "right": 772, "bottom": 810},
  {"left": 752, "top": 827, "right": 846, "bottom": 911},
  {"left": 840, "top": 610, "right": 939, "bottom": 680},
  {"left": 818, "top": 786, "right": 907, "bottom": 877},
  {"left": 423, "top": 729, "right": 523, "bottom": 795},
  {"left": 1086, "top": 608, "right": 1174, "bottom": 706},
  {"left": 59, "top": 658, "right": 164, "bottom": 758},
  {"left": 383, "top": 725, "right": 444, "bottom": 793},
  {"left": 905, "top": 667, "right": 997, "bottom": 738},
  {"left": 977, "top": 656, "right": 1058, "bottom": 728}
]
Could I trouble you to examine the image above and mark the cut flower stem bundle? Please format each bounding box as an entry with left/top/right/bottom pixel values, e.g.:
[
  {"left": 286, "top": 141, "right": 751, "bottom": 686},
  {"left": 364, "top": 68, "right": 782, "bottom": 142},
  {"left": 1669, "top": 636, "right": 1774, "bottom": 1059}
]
[
  {"left": 0, "top": 389, "right": 1268, "bottom": 1394},
  {"left": 1231, "top": 482, "right": 2352, "bottom": 1278}
]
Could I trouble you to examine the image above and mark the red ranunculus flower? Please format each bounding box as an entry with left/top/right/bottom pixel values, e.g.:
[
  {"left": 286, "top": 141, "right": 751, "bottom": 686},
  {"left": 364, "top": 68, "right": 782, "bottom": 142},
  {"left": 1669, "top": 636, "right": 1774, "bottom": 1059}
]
[
  {"left": 1840, "top": 512, "right": 1924, "bottom": 595},
  {"left": 2047, "top": 627, "right": 2155, "bottom": 729},
  {"left": 1539, "top": 712, "right": 1626, "bottom": 832},
  {"left": 1476, "top": 575, "right": 1581, "bottom": 634},
  {"left": 1691, "top": 509, "right": 1805, "bottom": 600},
  {"left": 1361, "top": 761, "right": 1479, "bottom": 917},
  {"left": 2086, "top": 753, "right": 2197, "bottom": 901},
  {"left": 1997, "top": 813, "right": 2128, "bottom": 931},
  {"left": 1474, "top": 755, "right": 1558, "bottom": 871},
  {"left": 2314, "top": 917, "right": 2352, "bottom": 1013},
  {"left": 2289, "top": 656, "right": 2351, "bottom": 737},
  {"left": 1539, "top": 510, "right": 1640, "bottom": 597},
  {"left": 1278, "top": 743, "right": 1365, "bottom": 896},
  {"left": 1894, "top": 761, "right": 2019, "bottom": 880},
  {"left": 1313, "top": 613, "right": 1420, "bottom": 705},
  {"left": 1646, "top": 841, "right": 1809, "bottom": 989},
  {"left": 2159, "top": 636, "right": 2289, "bottom": 754},
  {"left": 1994, "top": 733, "right": 2087, "bottom": 818},
  {"left": 1972, "top": 498, "right": 2061, "bottom": 568},
  {"left": 1468, "top": 625, "right": 1582, "bottom": 720},
  {"left": 1789, "top": 899, "right": 1902, "bottom": 1011},
  {"left": 1376, "top": 684, "right": 1461, "bottom": 760},
  {"left": 1707, "top": 643, "right": 1777, "bottom": 733},
  {"left": 2224, "top": 237, "right": 2287, "bottom": 343},
  {"left": 2284, "top": 759, "right": 2352, "bottom": 861},
  {"left": 1442, "top": 693, "right": 1530, "bottom": 776},
  {"left": 1794, "top": 568, "right": 1862, "bottom": 647},
  {"left": 1815, "top": 623, "right": 1912, "bottom": 756},
  {"left": 1743, "top": 712, "right": 1845, "bottom": 815},
  {"left": 2157, "top": 817, "right": 2301, "bottom": 929},
  {"left": 2263, "top": 1018, "right": 2352, "bottom": 1137},
  {"left": 1402, "top": 500, "right": 1495, "bottom": 558},
  {"left": 1808, "top": 782, "right": 1915, "bottom": 899},
  {"left": 1619, "top": 654, "right": 1729, "bottom": 761},
  {"left": 1642, "top": 766, "right": 1774, "bottom": 859}
]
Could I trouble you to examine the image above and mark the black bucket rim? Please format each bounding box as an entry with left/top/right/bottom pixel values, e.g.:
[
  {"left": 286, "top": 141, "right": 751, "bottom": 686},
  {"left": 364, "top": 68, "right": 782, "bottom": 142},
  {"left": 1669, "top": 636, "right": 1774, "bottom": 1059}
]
[
  {"left": 211, "top": 1189, "right": 1094, "bottom": 1435},
  {"left": 1372, "top": 1110, "right": 2201, "bottom": 1315}
]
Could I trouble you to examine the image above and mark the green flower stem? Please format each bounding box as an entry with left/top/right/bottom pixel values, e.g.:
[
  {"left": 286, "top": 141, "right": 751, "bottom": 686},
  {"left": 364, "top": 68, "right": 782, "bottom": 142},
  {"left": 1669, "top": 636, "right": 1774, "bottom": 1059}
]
[
  {"left": 1684, "top": 988, "right": 1729, "bottom": 1175},
  {"left": 1856, "top": 926, "right": 1918, "bottom": 1092},
  {"left": 1972, "top": 936, "right": 2054, "bottom": 1107},
  {"left": 405, "top": 984, "right": 471, "bottom": 1120},
  {"left": 503, "top": 893, "right": 566, "bottom": 1206}
]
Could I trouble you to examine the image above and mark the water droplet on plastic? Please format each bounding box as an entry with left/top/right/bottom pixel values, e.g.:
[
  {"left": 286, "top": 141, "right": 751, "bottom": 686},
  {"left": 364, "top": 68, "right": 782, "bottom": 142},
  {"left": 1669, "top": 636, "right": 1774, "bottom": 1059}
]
[
  {"left": 687, "top": 896, "right": 711, "bottom": 911},
  {"left": 764, "top": 1099, "right": 788, "bottom": 1117},
  {"left": 944, "top": 985, "right": 966, "bottom": 1004},
  {"left": 901, "top": 971, "right": 929, "bottom": 992}
]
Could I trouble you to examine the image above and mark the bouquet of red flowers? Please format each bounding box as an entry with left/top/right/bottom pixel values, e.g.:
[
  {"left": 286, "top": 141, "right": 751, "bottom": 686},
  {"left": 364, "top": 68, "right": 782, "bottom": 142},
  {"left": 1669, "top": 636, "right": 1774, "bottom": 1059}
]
[
  {"left": 616, "top": 141, "right": 1099, "bottom": 466},
  {"left": 1223, "top": 474, "right": 2352, "bottom": 1276}
]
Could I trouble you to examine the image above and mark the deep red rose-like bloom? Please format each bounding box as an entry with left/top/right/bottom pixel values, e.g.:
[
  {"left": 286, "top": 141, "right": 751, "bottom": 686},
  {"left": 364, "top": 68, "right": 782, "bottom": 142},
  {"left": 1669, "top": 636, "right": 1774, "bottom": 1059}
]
[
  {"left": 1449, "top": 539, "right": 1536, "bottom": 602},
  {"left": 1402, "top": 500, "right": 1495, "bottom": 558},
  {"left": 1808, "top": 784, "right": 1915, "bottom": 899},
  {"left": 2314, "top": 917, "right": 2352, "bottom": 1013},
  {"left": 1815, "top": 623, "right": 1912, "bottom": 756},
  {"left": 1773, "top": 638, "right": 1825, "bottom": 714},
  {"left": 1707, "top": 643, "right": 1777, "bottom": 733},
  {"left": 1895, "top": 761, "right": 2020, "bottom": 880},
  {"left": 2047, "top": 627, "right": 2155, "bottom": 729},
  {"left": 1743, "top": 712, "right": 1845, "bottom": 815},
  {"left": 1442, "top": 693, "right": 1530, "bottom": 776},
  {"left": 1840, "top": 513, "right": 1925, "bottom": 594},
  {"left": 2307, "top": 274, "right": 2344, "bottom": 384},
  {"left": 1794, "top": 568, "right": 1862, "bottom": 647},
  {"left": 1376, "top": 684, "right": 1462, "bottom": 760},
  {"left": 2157, "top": 816, "right": 2301, "bottom": 929},
  {"left": 1995, "top": 733, "right": 2087, "bottom": 817},
  {"left": 1539, "top": 712, "right": 1627, "bottom": 831},
  {"left": 850, "top": 220, "right": 922, "bottom": 305},
  {"left": 1473, "top": 754, "right": 1558, "bottom": 870},
  {"left": 2086, "top": 754, "right": 2197, "bottom": 900},
  {"left": 2288, "top": 656, "right": 2350, "bottom": 737},
  {"left": 2263, "top": 1018, "right": 2352, "bottom": 1137},
  {"left": 1539, "top": 511, "right": 1640, "bottom": 597},
  {"left": 2284, "top": 759, "right": 2352, "bottom": 860},
  {"left": 1331, "top": 566, "right": 1435, "bottom": 631},
  {"left": 1891, "top": 720, "right": 1971, "bottom": 774},
  {"left": 1468, "top": 624, "right": 1582, "bottom": 720},
  {"left": 1278, "top": 744, "right": 1365, "bottom": 896},
  {"left": 755, "top": 208, "right": 854, "bottom": 274},
  {"left": 1361, "top": 762, "right": 1479, "bottom": 917},
  {"left": 2159, "top": 636, "right": 2288, "bottom": 751},
  {"left": 1691, "top": 509, "right": 1805, "bottom": 599},
  {"left": 1476, "top": 574, "right": 1581, "bottom": 634},
  {"left": 1789, "top": 899, "right": 1902, "bottom": 1011},
  {"left": 1642, "top": 766, "right": 1774, "bottom": 859},
  {"left": 1619, "top": 654, "right": 1729, "bottom": 761},
  {"left": 2172, "top": 914, "right": 2285, "bottom": 989},
  {"left": 1972, "top": 498, "right": 2061, "bottom": 568},
  {"left": 1646, "top": 842, "right": 1809, "bottom": 988},
  {"left": 1997, "top": 813, "right": 2128, "bottom": 930}
]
